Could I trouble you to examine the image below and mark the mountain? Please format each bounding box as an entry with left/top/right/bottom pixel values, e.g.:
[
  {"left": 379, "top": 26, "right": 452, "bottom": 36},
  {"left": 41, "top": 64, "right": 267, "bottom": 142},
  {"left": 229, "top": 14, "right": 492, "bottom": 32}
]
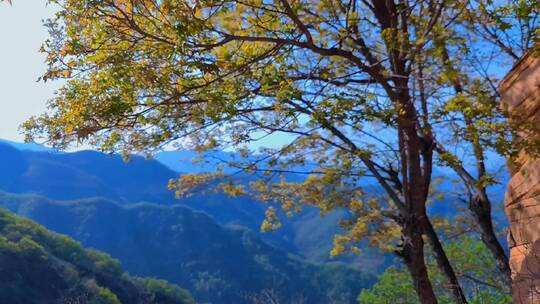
[
  {"left": 0, "top": 141, "right": 384, "bottom": 268},
  {"left": 1, "top": 140, "right": 498, "bottom": 267},
  {"left": 0, "top": 139, "right": 55, "bottom": 152},
  {"left": 0, "top": 207, "right": 194, "bottom": 304},
  {"left": 0, "top": 143, "right": 175, "bottom": 203},
  {"left": 0, "top": 191, "right": 375, "bottom": 304}
]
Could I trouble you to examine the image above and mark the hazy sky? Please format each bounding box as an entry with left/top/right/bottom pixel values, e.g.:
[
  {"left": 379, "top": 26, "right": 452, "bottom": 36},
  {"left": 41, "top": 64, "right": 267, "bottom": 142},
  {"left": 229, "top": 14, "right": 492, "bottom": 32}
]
[{"left": 0, "top": 2, "right": 58, "bottom": 141}]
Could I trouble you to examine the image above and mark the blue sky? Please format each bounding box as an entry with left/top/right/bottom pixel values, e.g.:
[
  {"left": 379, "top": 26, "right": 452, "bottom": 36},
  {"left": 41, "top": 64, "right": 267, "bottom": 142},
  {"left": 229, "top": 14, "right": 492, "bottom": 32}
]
[{"left": 0, "top": 2, "right": 57, "bottom": 141}]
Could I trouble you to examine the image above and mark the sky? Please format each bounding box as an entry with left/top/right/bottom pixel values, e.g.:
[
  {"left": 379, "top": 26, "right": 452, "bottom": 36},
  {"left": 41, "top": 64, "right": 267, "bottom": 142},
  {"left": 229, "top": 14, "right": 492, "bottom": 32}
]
[{"left": 0, "top": 2, "right": 58, "bottom": 142}]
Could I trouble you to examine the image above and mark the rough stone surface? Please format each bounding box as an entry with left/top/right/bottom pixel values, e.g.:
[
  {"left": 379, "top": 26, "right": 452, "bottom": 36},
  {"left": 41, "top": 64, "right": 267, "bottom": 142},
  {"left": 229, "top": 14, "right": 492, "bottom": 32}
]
[{"left": 501, "top": 53, "right": 540, "bottom": 303}]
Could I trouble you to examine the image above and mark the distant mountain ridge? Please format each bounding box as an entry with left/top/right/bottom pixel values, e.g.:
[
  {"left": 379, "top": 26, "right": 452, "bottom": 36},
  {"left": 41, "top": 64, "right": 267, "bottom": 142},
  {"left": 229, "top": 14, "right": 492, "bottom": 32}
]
[
  {"left": 0, "top": 139, "right": 506, "bottom": 260},
  {"left": 0, "top": 141, "right": 371, "bottom": 267},
  {"left": 0, "top": 143, "right": 175, "bottom": 203},
  {"left": 0, "top": 139, "right": 55, "bottom": 153}
]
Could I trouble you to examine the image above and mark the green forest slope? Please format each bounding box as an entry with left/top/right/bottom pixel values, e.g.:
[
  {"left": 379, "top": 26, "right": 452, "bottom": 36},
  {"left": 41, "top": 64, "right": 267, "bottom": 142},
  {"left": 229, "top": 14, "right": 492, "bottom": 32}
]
[{"left": 0, "top": 208, "right": 194, "bottom": 304}]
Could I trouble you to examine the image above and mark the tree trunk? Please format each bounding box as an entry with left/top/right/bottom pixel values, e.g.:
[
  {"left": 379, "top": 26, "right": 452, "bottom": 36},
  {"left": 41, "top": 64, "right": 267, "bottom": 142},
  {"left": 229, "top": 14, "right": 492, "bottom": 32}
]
[
  {"left": 423, "top": 217, "right": 468, "bottom": 303},
  {"left": 470, "top": 194, "right": 512, "bottom": 290},
  {"left": 401, "top": 217, "right": 439, "bottom": 304},
  {"left": 393, "top": 85, "right": 439, "bottom": 303}
]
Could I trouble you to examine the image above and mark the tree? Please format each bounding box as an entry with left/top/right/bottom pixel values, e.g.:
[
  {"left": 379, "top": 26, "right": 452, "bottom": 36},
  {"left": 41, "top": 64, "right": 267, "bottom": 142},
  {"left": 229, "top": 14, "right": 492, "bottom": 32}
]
[
  {"left": 22, "top": 0, "right": 537, "bottom": 302},
  {"left": 437, "top": 0, "right": 540, "bottom": 289}
]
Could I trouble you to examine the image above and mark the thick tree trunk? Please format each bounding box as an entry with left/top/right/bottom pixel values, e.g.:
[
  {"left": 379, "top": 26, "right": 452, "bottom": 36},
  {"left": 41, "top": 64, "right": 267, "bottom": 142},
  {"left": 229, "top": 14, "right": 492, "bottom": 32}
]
[
  {"left": 401, "top": 217, "right": 439, "bottom": 304},
  {"left": 470, "top": 194, "right": 512, "bottom": 290},
  {"left": 423, "top": 218, "right": 469, "bottom": 303},
  {"left": 393, "top": 82, "right": 440, "bottom": 303}
]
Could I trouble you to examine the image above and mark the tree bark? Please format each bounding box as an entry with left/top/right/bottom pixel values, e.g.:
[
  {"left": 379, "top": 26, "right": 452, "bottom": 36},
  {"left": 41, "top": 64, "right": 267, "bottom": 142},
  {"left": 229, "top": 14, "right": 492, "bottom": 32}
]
[
  {"left": 401, "top": 216, "right": 439, "bottom": 304},
  {"left": 423, "top": 217, "right": 469, "bottom": 303},
  {"left": 394, "top": 81, "right": 440, "bottom": 303},
  {"left": 470, "top": 194, "right": 512, "bottom": 290}
]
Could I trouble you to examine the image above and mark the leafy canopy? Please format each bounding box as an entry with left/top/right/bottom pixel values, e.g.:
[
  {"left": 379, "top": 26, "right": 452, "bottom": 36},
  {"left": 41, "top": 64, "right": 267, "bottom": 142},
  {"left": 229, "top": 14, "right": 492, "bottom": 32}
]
[{"left": 24, "top": 0, "right": 538, "bottom": 255}]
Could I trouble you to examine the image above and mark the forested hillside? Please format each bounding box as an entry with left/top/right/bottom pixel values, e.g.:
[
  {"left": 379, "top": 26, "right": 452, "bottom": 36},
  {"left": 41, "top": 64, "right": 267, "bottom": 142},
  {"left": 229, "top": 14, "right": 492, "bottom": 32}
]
[{"left": 0, "top": 208, "right": 194, "bottom": 304}]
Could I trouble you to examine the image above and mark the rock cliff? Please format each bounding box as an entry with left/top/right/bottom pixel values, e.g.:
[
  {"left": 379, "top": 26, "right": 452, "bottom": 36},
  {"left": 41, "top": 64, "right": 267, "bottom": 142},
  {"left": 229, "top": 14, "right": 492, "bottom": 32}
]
[{"left": 501, "top": 52, "right": 540, "bottom": 303}]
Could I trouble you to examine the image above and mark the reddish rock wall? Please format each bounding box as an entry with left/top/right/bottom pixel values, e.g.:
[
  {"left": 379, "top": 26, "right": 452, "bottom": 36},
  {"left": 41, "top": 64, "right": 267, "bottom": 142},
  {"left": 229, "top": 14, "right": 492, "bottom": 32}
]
[{"left": 501, "top": 53, "right": 540, "bottom": 303}]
